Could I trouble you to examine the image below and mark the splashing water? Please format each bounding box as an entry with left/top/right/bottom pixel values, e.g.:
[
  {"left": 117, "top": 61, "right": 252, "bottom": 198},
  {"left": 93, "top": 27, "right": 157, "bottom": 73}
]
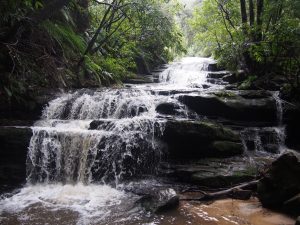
[
  {"left": 159, "top": 57, "right": 218, "bottom": 89},
  {"left": 2, "top": 57, "right": 289, "bottom": 224}
]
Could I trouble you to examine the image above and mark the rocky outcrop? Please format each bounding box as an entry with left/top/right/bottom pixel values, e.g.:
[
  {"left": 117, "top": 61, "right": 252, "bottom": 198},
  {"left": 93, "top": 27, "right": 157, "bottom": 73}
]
[
  {"left": 178, "top": 91, "right": 277, "bottom": 124},
  {"left": 296, "top": 216, "right": 300, "bottom": 225},
  {"left": 0, "top": 88, "right": 57, "bottom": 121},
  {"left": 159, "top": 156, "right": 266, "bottom": 188},
  {"left": 241, "top": 127, "right": 283, "bottom": 153},
  {"left": 136, "top": 188, "right": 179, "bottom": 213},
  {"left": 207, "top": 71, "right": 230, "bottom": 79},
  {"left": 207, "top": 63, "right": 225, "bottom": 72},
  {"left": 162, "top": 120, "right": 242, "bottom": 158},
  {"left": 284, "top": 104, "right": 300, "bottom": 150},
  {"left": 0, "top": 127, "right": 32, "bottom": 193},
  {"left": 257, "top": 151, "right": 300, "bottom": 214},
  {"left": 156, "top": 102, "right": 181, "bottom": 116}
]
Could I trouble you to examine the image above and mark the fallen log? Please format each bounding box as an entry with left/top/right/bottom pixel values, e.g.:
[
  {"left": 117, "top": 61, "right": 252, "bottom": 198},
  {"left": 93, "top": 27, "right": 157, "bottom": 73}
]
[{"left": 180, "top": 180, "right": 259, "bottom": 201}]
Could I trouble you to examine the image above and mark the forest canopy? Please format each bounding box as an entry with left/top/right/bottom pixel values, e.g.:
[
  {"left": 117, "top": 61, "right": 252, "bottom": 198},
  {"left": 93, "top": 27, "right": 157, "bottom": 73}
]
[
  {"left": 0, "top": 0, "right": 184, "bottom": 102},
  {"left": 189, "top": 0, "right": 300, "bottom": 92},
  {"left": 1, "top": 0, "right": 299, "bottom": 103}
]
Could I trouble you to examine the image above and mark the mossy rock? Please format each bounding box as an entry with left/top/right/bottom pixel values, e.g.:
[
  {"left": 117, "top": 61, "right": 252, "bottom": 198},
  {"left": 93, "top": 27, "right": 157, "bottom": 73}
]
[{"left": 211, "top": 141, "right": 243, "bottom": 157}]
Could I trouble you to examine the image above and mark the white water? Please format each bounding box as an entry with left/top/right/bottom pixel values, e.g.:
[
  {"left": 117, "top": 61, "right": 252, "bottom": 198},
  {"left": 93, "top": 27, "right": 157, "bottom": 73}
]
[
  {"left": 0, "top": 57, "right": 288, "bottom": 224},
  {"left": 1, "top": 57, "right": 215, "bottom": 224}
]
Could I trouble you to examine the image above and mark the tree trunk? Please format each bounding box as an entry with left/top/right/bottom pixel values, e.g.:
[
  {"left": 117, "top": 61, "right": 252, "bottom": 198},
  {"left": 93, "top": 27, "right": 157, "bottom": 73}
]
[
  {"left": 240, "top": 0, "right": 248, "bottom": 26},
  {"left": 256, "top": 0, "right": 264, "bottom": 41},
  {"left": 256, "top": 0, "right": 264, "bottom": 26},
  {"left": 249, "top": 0, "right": 255, "bottom": 27}
]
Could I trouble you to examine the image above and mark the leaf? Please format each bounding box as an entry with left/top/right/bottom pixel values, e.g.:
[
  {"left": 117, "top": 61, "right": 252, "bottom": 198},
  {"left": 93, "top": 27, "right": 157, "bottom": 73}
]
[{"left": 4, "top": 87, "right": 12, "bottom": 97}]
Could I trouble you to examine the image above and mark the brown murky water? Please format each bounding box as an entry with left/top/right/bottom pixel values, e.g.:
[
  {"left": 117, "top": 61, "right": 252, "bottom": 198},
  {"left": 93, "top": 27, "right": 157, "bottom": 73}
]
[
  {"left": 1, "top": 197, "right": 295, "bottom": 225},
  {"left": 166, "top": 198, "right": 295, "bottom": 225}
]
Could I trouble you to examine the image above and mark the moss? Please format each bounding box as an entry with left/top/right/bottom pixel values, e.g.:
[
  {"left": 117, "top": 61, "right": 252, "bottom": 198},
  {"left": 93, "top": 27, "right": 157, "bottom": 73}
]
[{"left": 213, "top": 91, "right": 237, "bottom": 99}]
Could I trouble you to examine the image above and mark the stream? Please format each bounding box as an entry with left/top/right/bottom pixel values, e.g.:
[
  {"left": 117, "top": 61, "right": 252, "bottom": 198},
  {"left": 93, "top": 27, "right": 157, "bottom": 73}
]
[{"left": 0, "top": 57, "right": 294, "bottom": 225}]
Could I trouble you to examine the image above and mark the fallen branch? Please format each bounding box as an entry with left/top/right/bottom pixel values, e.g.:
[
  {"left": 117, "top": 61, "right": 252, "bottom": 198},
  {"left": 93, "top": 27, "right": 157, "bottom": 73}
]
[{"left": 180, "top": 180, "right": 260, "bottom": 201}]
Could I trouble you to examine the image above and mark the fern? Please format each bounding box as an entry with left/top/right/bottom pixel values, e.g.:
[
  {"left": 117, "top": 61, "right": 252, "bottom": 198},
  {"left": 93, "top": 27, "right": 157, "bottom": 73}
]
[{"left": 41, "top": 21, "right": 86, "bottom": 55}]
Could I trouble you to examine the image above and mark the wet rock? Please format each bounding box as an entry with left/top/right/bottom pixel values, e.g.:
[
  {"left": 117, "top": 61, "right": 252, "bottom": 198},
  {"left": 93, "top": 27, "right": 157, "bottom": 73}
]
[
  {"left": 202, "top": 84, "right": 211, "bottom": 89},
  {"left": 207, "top": 71, "right": 230, "bottom": 79},
  {"left": 207, "top": 63, "right": 225, "bottom": 72},
  {"left": 137, "top": 188, "right": 179, "bottom": 213},
  {"left": 162, "top": 120, "right": 242, "bottom": 158},
  {"left": 284, "top": 193, "right": 300, "bottom": 214},
  {"left": 296, "top": 216, "right": 300, "bottom": 225},
  {"left": 207, "top": 78, "right": 226, "bottom": 85},
  {"left": 211, "top": 141, "right": 243, "bottom": 157},
  {"left": 0, "top": 127, "right": 32, "bottom": 193},
  {"left": 0, "top": 88, "right": 57, "bottom": 121},
  {"left": 156, "top": 102, "right": 181, "bottom": 115},
  {"left": 241, "top": 127, "right": 282, "bottom": 153},
  {"left": 230, "top": 189, "right": 253, "bottom": 200},
  {"left": 257, "top": 151, "right": 300, "bottom": 212},
  {"left": 124, "top": 76, "right": 153, "bottom": 84},
  {"left": 222, "top": 74, "right": 237, "bottom": 84},
  {"left": 284, "top": 105, "right": 300, "bottom": 150},
  {"left": 238, "top": 90, "right": 272, "bottom": 99},
  {"left": 225, "top": 85, "right": 238, "bottom": 90},
  {"left": 160, "top": 157, "right": 263, "bottom": 188},
  {"left": 179, "top": 91, "right": 277, "bottom": 123}
]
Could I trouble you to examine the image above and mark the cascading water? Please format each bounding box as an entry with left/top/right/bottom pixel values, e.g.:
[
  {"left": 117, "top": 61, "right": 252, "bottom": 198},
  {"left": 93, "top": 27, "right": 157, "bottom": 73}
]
[
  {"left": 1, "top": 57, "right": 217, "bottom": 224},
  {"left": 0, "top": 57, "right": 289, "bottom": 225},
  {"left": 240, "top": 91, "right": 286, "bottom": 154},
  {"left": 26, "top": 89, "right": 168, "bottom": 185}
]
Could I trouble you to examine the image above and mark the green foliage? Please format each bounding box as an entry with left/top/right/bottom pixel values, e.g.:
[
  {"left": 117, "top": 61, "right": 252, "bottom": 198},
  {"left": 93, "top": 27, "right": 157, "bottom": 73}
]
[
  {"left": 189, "top": 0, "right": 300, "bottom": 90},
  {"left": 0, "top": 0, "right": 185, "bottom": 104},
  {"left": 41, "top": 21, "right": 86, "bottom": 55},
  {"left": 239, "top": 75, "right": 257, "bottom": 90}
]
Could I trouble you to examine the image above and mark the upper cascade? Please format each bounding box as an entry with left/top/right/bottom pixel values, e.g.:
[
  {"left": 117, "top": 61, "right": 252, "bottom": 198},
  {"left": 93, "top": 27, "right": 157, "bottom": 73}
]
[{"left": 159, "top": 57, "right": 215, "bottom": 88}]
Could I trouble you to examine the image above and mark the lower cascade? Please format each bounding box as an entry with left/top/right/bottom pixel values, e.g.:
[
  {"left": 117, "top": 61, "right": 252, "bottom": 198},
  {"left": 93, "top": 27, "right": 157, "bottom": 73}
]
[{"left": 0, "top": 57, "right": 291, "bottom": 225}]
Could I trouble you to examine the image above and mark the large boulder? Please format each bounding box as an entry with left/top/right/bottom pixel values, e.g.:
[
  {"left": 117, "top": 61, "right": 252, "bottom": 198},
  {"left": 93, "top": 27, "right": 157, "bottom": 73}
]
[
  {"left": 178, "top": 91, "right": 277, "bottom": 124},
  {"left": 136, "top": 188, "right": 179, "bottom": 213},
  {"left": 257, "top": 151, "right": 300, "bottom": 214},
  {"left": 296, "top": 216, "right": 300, "bottom": 225},
  {"left": 162, "top": 120, "right": 242, "bottom": 158},
  {"left": 0, "top": 88, "right": 57, "bottom": 121},
  {"left": 284, "top": 104, "right": 300, "bottom": 150},
  {"left": 0, "top": 127, "right": 32, "bottom": 193}
]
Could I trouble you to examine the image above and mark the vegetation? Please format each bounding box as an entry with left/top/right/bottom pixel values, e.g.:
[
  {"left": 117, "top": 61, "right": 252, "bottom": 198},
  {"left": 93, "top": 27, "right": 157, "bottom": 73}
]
[
  {"left": 189, "top": 0, "right": 300, "bottom": 96},
  {"left": 0, "top": 0, "right": 184, "bottom": 103}
]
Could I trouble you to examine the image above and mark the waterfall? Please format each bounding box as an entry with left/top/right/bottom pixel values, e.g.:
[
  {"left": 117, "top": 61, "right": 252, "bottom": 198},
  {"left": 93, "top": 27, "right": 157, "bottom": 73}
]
[
  {"left": 4, "top": 57, "right": 287, "bottom": 224},
  {"left": 240, "top": 91, "right": 286, "bottom": 154},
  {"left": 27, "top": 90, "right": 168, "bottom": 185},
  {"left": 159, "top": 57, "right": 216, "bottom": 89},
  {"left": 26, "top": 58, "right": 215, "bottom": 186}
]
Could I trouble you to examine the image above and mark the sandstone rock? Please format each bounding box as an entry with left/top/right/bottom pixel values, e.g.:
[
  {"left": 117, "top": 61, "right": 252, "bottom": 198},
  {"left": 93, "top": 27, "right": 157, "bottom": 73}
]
[
  {"left": 211, "top": 141, "right": 243, "bottom": 157},
  {"left": 159, "top": 157, "right": 263, "bottom": 188},
  {"left": 284, "top": 193, "right": 300, "bottom": 214},
  {"left": 156, "top": 102, "right": 181, "bottom": 115},
  {"left": 137, "top": 188, "right": 179, "bottom": 213},
  {"left": 207, "top": 71, "right": 230, "bottom": 79},
  {"left": 257, "top": 151, "right": 300, "bottom": 212},
  {"left": 162, "top": 120, "right": 242, "bottom": 159},
  {"left": 179, "top": 91, "right": 277, "bottom": 123},
  {"left": 222, "top": 74, "right": 237, "bottom": 84},
  {"left": 0, "top": 127, "right": 32, "bottom": 193},
  {"left": 295, "top": 216, "right": 300, "bottom": 225}
]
